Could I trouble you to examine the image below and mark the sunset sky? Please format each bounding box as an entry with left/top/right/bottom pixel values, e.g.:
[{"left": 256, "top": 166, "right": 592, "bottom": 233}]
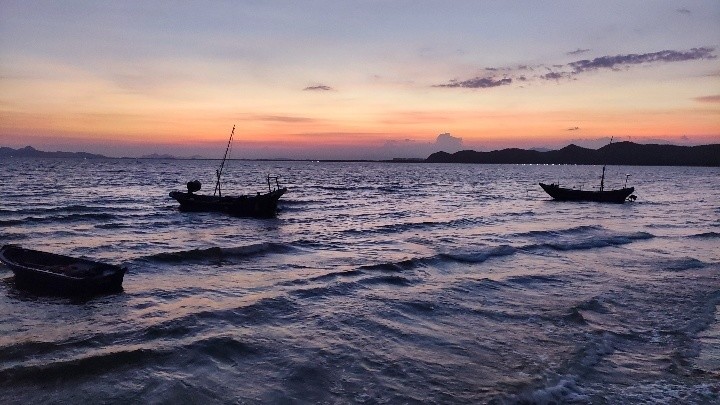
[{"left": 1, "top": 1, "right": 719, "bottom": 159}]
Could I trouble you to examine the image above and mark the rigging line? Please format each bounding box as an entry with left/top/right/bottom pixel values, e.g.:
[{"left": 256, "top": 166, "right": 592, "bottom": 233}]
[
  {"left": 600, "top": 136, "right": 613, "bottom": 192},
  {"left": 214, "top": 125, "right": 235, "bottom": 197}
]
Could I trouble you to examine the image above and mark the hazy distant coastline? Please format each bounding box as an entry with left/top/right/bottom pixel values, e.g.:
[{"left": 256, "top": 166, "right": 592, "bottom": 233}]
[
  {"left": 0, "top": 146, "right": 205, "bottom": 160},
  {"left": 2, "top": 142, "right": 719, "bottom": 166},
  {"left": 0, "top": 146, "right": 109, "bottom": 159}
]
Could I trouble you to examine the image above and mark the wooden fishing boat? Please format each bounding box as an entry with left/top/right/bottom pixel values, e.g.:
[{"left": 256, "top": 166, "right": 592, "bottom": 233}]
[
  {"left": 538, "top": 182, "right": 634, "bottom": 203},
  {"left": 539, "top": 137, "right": 636, "bottom": 203},
  {"left": 0, "top": 245, "right": 126, "bottom": 296},
  {"left": 169, "top": 176, "right": 286, "bottom": 217},
  {"left": 169, "top": 125, "right": 287, "bottom": 217}
]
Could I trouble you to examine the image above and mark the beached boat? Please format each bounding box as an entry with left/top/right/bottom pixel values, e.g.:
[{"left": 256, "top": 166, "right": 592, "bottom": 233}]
[
  {"left": 0, "top": 245, "right": 126, "bottom": 295},
  {"left": 539, "top": 137, "right": 636, "bottom": 203},
  {"left": 169, "top": 125, "right": 287, "bottom": 217}
]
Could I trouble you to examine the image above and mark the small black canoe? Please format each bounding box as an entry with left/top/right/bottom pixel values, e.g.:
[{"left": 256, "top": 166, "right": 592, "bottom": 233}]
[{"left": 0, "top": 245, "right": 126, "bottom": 296}]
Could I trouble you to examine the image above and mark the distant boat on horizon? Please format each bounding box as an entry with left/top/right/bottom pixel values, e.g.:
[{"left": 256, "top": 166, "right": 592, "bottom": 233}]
[
  {"left": 539, "top": 137, "right": 636, "bottom": 203},
  {"left": 169, "top": 125, "right": 287, "bottom": 217}
]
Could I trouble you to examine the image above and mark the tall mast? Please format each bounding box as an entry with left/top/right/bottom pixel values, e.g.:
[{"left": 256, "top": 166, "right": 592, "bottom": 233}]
[
  {"left": 214, "top": 125, "right": 235, "bottom": 197},
  {"left": 600, "top": 136, "right": 613, "bottom": 192}
]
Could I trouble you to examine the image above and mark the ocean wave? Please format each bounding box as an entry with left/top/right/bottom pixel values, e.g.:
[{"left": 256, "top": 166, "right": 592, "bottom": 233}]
[
  {"left": 140, "top": 296, "right": 299, "bottom": 339},
  {"left": 0, "top": 340, "right": 71, "bottom": 365},
  {"left": 564, "top": 297, "right": 612, "bottom": 325},
  {"left": 574, "top": 298, "right": 611, "bottom": 314},
  {"left": 0, "top": 347, "right": 164, "bottom": 383},
  {"left": 440, "top": 245, "right": 517, "bottom": 263},
  {"left": 501, "top": 377, "right": 588, "bottom": 404},
  {"left": 505, "top": 274, "right": 565, "bottom": 285},
  {"left": 356, "top": 246, "right": 522, "bottom": 275},
  {"left": 287, "top": 268, "right": 418, "bottom": 299},
  {"left": 94, "top": 223, "right": 135, "bottom": 229},
  {"left": 141, "top": 242, "right": 295, "bottom": 263},
  {"left": 358, "top": 274, "right": 415, "bottom": 287},
  {"left": 0, "top": 204, "right": 135, "bottom": 217},
  {"left": 512, "top": 224, "right": 604, "bottom": 238},
  {"left": 343, "top": 216, "right": 488, "bottom": 236},
  {"left": 277, "top": 198, "right": 324, "bottom": 206},
  {"left": 0, "top": 212, "right": 117, "bottom": 226},
  {"left": 504, "top": 210, "right": 536, "bottom": 217},
  {"left": 523, "top": 231, "right": 654, "bottom": 252},
  {"left": 359, "top": 257, "right": 433, "bottom": 272},
  {"left": 450, "top": 278, "right": 507, "bottom": 294},
  {"left": 314, "top": 185, "right": 377, "bottom": 191},
  {"left": 661, "top": 257, "right": 707, "bottom": 271},
  {"left": 0, "top": 232, "right": 26, "bottom": 241},
  {"left": 306, "top": 269, "right": 364, "bottom": 283},
  {"left": 185, "top": 334, "right": 257, "bottom": 360},
  {"left": 689, "top": 231, "right": 720, "bottom": 239},
  {"left": 0, "top": 334, "right": 257, "bottom": 386},
  {"left": 290, "top": 280, "right": 363, "bottom": 299}
]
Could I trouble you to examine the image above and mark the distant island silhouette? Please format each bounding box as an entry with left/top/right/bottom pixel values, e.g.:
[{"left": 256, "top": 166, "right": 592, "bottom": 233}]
[
  {"left": 2, "top": 142, "right": 719, "bottom": 166},
  {"left": 0, "top": 146, "right": 108, "bottom": 159},
  {"left": 426, "top": 142, "right": 720, "bottom": 167},
  {"left": 0, "top": 146, "right": 202, "bottom": 160}
]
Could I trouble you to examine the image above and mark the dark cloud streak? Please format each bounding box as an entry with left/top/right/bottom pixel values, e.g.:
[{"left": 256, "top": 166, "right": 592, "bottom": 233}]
[
  {"left": 695, "top": 95, "right": 720, "bottom": 103},
  {"left": 568, "top": 47, "right": 716, "bottom": 73},
  {"left": 434, "top": 76, "right": 512, "bottom": 89},
  {"left": 254, "top": 115, "right": 316, "bottom": 123},
  {"left": 303, "top": 85, "right": 333, "bottom": 91},
  {"left": 542, "top": 72, "right": 567, "bottom": 80},
  {"left": 567, "top": 48, "right": 590, "bottom": 56},
  {"left": 435, "top": 47, "right": 715, "bottom": 89}
]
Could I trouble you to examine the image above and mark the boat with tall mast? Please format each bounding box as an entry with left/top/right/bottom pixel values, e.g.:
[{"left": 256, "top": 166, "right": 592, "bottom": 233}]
[
  {"left": 169, "top": 125, "right": 287, "bottom": 217},
  {"left": 539, "top": 137, "right": 635, "bottom": 203}
]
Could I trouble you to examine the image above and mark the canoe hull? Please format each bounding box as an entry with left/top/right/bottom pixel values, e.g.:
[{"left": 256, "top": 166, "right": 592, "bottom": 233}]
[
  {"left": 0, "top": 245, "right": 126, "bottom": 296},
  {"left": 169, "top": 188, "right": 286, "bottom": 218},
  {"left": 539, "top": 183, "right": 634, "bottom": 203}
]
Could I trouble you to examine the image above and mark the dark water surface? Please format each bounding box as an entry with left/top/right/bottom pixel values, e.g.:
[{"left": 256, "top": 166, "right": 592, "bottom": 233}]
[{"left": 1, "top": 158, "right": 719, "bottom": 403}]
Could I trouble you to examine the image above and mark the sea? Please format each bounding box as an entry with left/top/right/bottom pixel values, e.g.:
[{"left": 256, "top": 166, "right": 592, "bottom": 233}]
[{"left": 0, "top": 158, "right": 718, "bottom": 404}]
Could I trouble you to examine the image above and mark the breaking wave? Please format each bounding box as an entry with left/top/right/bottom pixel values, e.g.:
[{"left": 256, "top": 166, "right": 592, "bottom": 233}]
[{"left": 141, "top": 243, "right": 296, "bottom": 263}]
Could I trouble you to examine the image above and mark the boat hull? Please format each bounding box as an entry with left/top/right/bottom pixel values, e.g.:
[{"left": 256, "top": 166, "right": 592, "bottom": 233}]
[
  {"left": 0, "top": 245, "right": 126, "bottom": 296},
  {"left": 169, "top": 188, "right": 286, "bottom": 217},
  {"left": 539, "top": 183, "right": 634, "bottom": 203}
]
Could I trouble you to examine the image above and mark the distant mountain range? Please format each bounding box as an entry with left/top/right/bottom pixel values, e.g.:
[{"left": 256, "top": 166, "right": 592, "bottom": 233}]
[
  {"left": 426, "top": 142, "right": 720, "bottom": 166},
  {"left": 0, "top": 146, "right": 200, "bottom": 159},
  {"left": 2, "top": 143, "right": 719, "bottom": 166},
  {"left": 0, "top": 146, "right": 108, "bottom": 159}
]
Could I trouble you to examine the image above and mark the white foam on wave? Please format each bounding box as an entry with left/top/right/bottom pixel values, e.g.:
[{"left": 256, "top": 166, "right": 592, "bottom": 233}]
[
  {"left": 507, "top": 377, "right": 589, "bottom": 404},
  {"left": 606, "top": 381, "right": 720, "bottom": 404}
]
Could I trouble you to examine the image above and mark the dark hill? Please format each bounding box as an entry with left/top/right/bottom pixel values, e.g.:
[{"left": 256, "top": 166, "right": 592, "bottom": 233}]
[
  {"left": 0, "top": 146, "right": 108, "bottom": 159},
  {"left": 426, "top": 142, "right": 719, "bottom": 166}
]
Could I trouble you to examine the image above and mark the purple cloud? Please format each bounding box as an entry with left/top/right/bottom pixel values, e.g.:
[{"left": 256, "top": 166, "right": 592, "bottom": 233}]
[
  {"left": 303, "top": 85, "right": 333, "bottom": 91},
  {"left": 435, "top": 47, "right": 715, "bottom": 89},
  {"left": 434, "top": 76, "right": 512, "bottom": 89},
  {"left": 542, "top": 71, "right": 568, "bottom": 80},
  {"left": 676, "top": 8, "right": 691, "bottom": 14},
  {"left": 569, "top": 47, "right": 716, "bottom": 73},
  {"left": 695, "top": 95, "right": 720, "bottom": 103},
  {"left": 567, "top": 48, "right": 590, "bottom": 56}
]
